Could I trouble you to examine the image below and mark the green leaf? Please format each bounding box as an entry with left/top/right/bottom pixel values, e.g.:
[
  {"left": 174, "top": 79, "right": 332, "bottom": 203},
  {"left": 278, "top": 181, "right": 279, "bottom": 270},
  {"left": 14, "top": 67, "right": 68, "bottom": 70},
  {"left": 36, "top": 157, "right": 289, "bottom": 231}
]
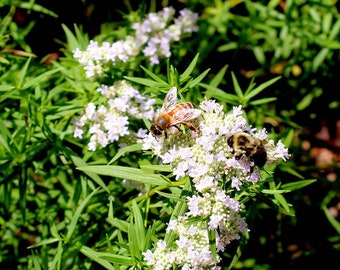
[
  {"left": 71, "top": 155, "right": 110, "bottom": 193},
  {"left": 131, "top": 200, "right": 146, "bottom": 252},
  {"left": 139, "top": 164, "right": 173, "bottom": 172},
  {"left": 179, "top": 53, "right": 199, "bottom": 83},
  {"left": 249, "top": 97, "right": 277, "bottom": 105},
  {"left": 108, "top": 143, "right": 143, "bottom": 165},
  {"left": 231, "top": 72, "right": 243, "bottom": 98},
  {"left": 164, "top": 181, "right": 191, "bottom": 243},
  {"left": 61, "top": 24, "right": 82, "bottom": 51},
  {"left": 281, "top": 179, "right": 316, "bottom": 191},
  {"left": 124, "top": 76, "right": 162, "bottom": 87},
  {"left": 253, "top": 47, "right": 265, "bottom": 65},
  {"left": 296, "top": 92, "right": 314, "bottom": 111},
  {"left": 244, "top": 76, "right": 281, "bottom": 100},
  {"left": 19, "top": 2, "right": 58, "bottom": 17},
  {"left": 65, "top": 187, "right": 100, "bottom": 241},
  {"left": 18, "top": 58, "right": 31, "bottom": 88},
  {"left": 140, "top": 65, "right": 168, "bottom": 86},
  {"left": 217, "top": 42, "right": 238, "bottom": 52},
  {"left": 49, "top": 241, "right": 63, "bottom": 270},
  {"left": 322, "top": 205, "right": 340, "bottom": 235},
  {"left": 81, "top": 246, "right": 134, "bottom": 266},
  {"left": 29, "top": 253, "right": 42, "bottom": 270},
  {"left": 0, "top": 85, "right": 15, "bottom": 91},
  {"left": 80, "top": 246, "right": 116, "bottom": 270},
  {"left": 312, "top": 48, "right": 329, "bottom": 72},
  {"left": 77, "top": 165, "right": 170, "bottom": 186},
  {"left": 128, "top": 221, "right": 140, "bottom": 260},
  {"left": 23, "top": 68, "right": 61, "bottom": 89},
  {"left": 28, "top": 238, "right": 60, "bottom": 249},
  {"left": 209, "top": 65, "right": 228, "bottom": 88},
  {"left": 189, "top": 68, "right": 210, "bottom": 88},
  {"left": 208, "top": 228, "right": 217, "bottom": 264},
  {"left": 155, "top": 190, "right": 186, "bottom": 201},
  {"left": 262, "top": 189, "right": 287, "bottom": 194},
  {"left": 274, "top": 192, "right": 292, "bottom": 214},
  {"left": 200, "top": 83, "right": 239, "bottom": 104},
  {"left": 329, "top": 18, "right": 340, "bottom": 40}
]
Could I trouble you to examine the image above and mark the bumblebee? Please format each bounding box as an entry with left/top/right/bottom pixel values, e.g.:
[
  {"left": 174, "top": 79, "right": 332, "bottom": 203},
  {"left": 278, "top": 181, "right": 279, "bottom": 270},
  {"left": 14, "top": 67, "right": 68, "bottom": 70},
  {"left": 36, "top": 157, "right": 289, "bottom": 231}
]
[{"left": 227, "top": 132, "right": 267, "bottom": 171}]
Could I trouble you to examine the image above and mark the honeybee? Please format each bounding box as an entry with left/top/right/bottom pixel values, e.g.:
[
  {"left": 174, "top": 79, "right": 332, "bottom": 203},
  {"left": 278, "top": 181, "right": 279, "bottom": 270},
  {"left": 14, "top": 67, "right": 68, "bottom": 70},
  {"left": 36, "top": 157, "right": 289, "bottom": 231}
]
[
  {"left": 227, "top": 132, "right": 267, "bottom": 172},
  {"left": 150, "top": 87, "right": 202, "bottom": 138}
]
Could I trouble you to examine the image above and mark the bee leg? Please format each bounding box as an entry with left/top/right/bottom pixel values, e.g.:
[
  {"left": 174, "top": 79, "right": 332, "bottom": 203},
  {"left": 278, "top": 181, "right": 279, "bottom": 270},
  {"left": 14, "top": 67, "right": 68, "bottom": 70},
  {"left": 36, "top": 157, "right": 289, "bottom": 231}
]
[{"left": 183, "top": 122, "right": 198, "bottom": 132}]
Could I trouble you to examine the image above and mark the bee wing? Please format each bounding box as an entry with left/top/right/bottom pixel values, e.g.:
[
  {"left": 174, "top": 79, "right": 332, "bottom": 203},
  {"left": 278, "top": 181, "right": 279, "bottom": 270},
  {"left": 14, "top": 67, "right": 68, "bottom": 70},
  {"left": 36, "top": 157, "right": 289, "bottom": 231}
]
[
  {"left": 161, "top": 87, "right": 178, "bottom": 113},
  {"left": 172, "top": 108, "right": 202, "bottom": 125}
]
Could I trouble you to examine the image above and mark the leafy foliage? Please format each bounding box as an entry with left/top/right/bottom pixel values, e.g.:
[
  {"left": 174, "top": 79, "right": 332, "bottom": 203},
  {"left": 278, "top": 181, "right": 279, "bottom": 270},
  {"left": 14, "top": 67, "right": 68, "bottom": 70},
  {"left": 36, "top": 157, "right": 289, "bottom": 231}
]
[{"left": 1, "top": 1, "right": 339, "bottom": 269}]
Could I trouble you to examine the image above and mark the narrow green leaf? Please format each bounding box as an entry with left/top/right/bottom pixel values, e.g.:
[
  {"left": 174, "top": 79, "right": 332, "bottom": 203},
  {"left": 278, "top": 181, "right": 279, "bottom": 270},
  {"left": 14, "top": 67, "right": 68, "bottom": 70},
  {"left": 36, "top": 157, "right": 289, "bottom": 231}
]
[
  {"left": 262, "top": 189, "right": 287, "bottom": 194},
  {"left": 245, "top": 76, "right": 281, "bottom": 100},
  {"left": 29, "top": 252, "right": 42, "bottom": 270},
  {"left": 217, "top": 42, "right": 238, "bottom": 52},
  {"left": 19, "top": 2, "right": 58, "bottom": 17},
  {"left": 231, "top": 72, "right": 243, "bottom": 98},
  {"left": 155, "top": 190, "right": 186, "bottom": 201},
  {"left": 128, "top": 221, "right": 141, "bottom": 260},
  {"left": 180, "top": 53, "right": 199, "bottom": 83},
  {"left": 279, "top": 166, "right": 304, "bottom": 179},
  {"left": 139, "top": 164, "right": 172, "bottom": 172},
  {"left": 281, "top": 179, "right": 316, "bottom": 191},
  {"left": 312, "top": 48, "right": 329, "bottom": 72},
  {"left": 249, "top": 97, "right": 277, "bottom": 105},
  {"left": 131, "top": 200, "right": 146, "bottom": 250},
  {"left": 80, "top": 246, "right": 115, "bottom": 270},
  {"left": 296, "top": 92, "right": 313, "bottom": 111},
  {"left": 164, "top": 181, "right": 191, "bottom": 243},
  {"left": 77, "top": 165, "right": 170, "bottom": 186},
  {"left": 140, "top": 66, "right": 168, "bottom": 85},
  {"left": 124, "top": 76, "right": 162, "bottom": 87},
  {"left": 253, "top": 47, "right": 265, "bottom": 65},
  {"left": 0, "top": 130, "right": 15, "bottom": 157},
  {"left": 329, "top": 18, "right": 340, "bottom": 40},
  {"left": 322, "top": 12, "right": 332, "bottom": 34},
  {"left": 322, "top": 205, "right": 340, "bottom": 235},
  {"left": 274, "top": 192, "right": 291, "bottom": 213},
  {"left": 189, "top": 68, "right": 210, "bottom": 88},
  {"left": 209, "top": 65, "right": 228, "bottom": 88},
  {"left": 208, "top": 228, "right": 217, "bottom": 264},
  {"left": 108, "top": 143, "right": 143, "bottom": 165},
  {"left": 71, "top": 155, "right": 110, "bottom": 193},
  {"left": 28, "top": 238, "right": 60, "bottom": 249},
  {"left": 0, "top": 85, "right": 15, "bottom": 91},
  {"left": 23, "top": 68, "right": 61, "bottom": 89},
  {"left": 66, "top": 187, "right": 100, "bottom": 241},
  {"left": 49, "top": 240, "right": 63, "bottom": 270},
  {"left": 108, "top": 218, "right": 130, "bottom": 232},
  {"left": 200, "top": 83, "right": 239, "bottom": 104},
  {"left": 19, "top": 58, "right": 31, "bottom": 88},
  {"left": 61, "top": 24, "right": 80, "bottom": 51},
  {"left": 81, "top": 246, "right": 135, "bottom": 265}
]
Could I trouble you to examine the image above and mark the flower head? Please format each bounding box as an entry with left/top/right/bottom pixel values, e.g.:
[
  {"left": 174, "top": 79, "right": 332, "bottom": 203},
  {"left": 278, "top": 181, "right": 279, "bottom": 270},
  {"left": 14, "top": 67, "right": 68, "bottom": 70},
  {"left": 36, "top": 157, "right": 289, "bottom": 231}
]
[
  {"left": 142, "top": 99, "right": 289, "bottom": 269},
  {"left": 73, "top": 80, "right": 156, "bottom": 151}
]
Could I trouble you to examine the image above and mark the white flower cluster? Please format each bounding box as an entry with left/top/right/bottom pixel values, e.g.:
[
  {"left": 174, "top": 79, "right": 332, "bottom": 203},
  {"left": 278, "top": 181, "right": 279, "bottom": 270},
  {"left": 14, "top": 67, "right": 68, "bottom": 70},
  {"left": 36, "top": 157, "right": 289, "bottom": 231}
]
[
  {"left": 73, "top": 7, "right": 199, "bottom": 78},
  {"left": 73, "top": 80, "right": 156, "bottom": 151},
  {"left": 142, "top": 100, "right": 290, "bottom": 269}
]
